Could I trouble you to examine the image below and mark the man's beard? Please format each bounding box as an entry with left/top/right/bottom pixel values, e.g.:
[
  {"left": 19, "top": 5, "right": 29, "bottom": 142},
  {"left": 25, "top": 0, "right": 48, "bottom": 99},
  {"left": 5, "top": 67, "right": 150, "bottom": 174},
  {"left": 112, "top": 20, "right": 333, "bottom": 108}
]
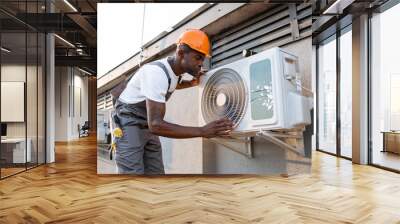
[
  {"left": 187, "top": 68, "right": 196, "bottom": 76},
  {"left": 187, "top": 67, "right": 200, "bottom": 76}
]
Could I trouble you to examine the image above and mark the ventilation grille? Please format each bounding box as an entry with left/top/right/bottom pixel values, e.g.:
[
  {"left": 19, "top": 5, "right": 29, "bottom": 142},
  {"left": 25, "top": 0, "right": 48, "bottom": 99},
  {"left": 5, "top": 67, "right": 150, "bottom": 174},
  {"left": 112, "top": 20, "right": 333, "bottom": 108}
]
[
  {"left": 97, "top": 92, "right": 113, "bottom": 110},
  {"left": 211, "top": 3, "right": 312, "bottom": 68},
  {"left": 201, "top": 68, "right": 247, "bottom": 127}
]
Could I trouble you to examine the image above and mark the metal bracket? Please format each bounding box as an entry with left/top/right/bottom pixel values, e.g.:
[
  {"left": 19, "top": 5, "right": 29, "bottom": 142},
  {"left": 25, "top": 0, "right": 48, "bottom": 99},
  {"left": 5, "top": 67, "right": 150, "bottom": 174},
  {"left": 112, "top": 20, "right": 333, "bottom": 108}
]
[
  {"left": 209, "top": 136, "right": 253, "bottom": 158},
  {"left": 257, "top": 130, "right": 305, "bottom": 156},
  {"left": 288, "top": 3, "right": 300, "bottom": 40},
  {"left": 208, "top": 127, "right": 306, "bottom": 158}
]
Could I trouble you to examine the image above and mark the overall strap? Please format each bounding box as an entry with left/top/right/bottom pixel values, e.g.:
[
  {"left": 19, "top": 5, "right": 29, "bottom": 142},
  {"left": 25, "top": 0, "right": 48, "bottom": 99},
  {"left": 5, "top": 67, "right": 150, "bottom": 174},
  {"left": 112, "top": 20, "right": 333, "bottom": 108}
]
[{"left": 149, "top": 61, "right": 171, "bottom": 92}]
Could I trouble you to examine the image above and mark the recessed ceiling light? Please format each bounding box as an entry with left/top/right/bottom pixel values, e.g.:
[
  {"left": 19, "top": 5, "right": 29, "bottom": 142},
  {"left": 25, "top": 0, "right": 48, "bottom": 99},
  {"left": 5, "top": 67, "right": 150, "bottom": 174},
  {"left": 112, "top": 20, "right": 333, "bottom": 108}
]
[
  {"left": 1, "top": 47, "right": 11, "bottom": 53},
  {"left": 63, "top": 0, "right": 78, "bottom": 12},
  {"left": 323, "top": 0, "right": 355, "bottom": 15},
  {"left": 78, "top": 67, "right": 92, "bottom": 76},
  {"left": 54, "top": 34, "right": 75, "bottom": 48}
]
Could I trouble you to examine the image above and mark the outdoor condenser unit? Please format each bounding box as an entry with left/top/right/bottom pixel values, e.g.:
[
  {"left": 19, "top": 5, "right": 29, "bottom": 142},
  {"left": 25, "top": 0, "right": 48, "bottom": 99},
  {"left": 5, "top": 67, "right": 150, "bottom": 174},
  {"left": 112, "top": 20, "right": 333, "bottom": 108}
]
[{"left": 199, "top": 47, "right": 311, "bottom": 135}]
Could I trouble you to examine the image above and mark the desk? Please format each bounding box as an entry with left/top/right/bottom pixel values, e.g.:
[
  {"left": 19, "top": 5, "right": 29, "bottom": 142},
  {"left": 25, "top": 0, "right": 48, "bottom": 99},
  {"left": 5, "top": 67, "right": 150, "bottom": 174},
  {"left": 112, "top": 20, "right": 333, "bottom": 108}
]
[
  {"left": 382, "top": 131, "right": 400, "bottom": 154},
  {"left": 1, "top": 138, "right": 32, "bottom": 164}
]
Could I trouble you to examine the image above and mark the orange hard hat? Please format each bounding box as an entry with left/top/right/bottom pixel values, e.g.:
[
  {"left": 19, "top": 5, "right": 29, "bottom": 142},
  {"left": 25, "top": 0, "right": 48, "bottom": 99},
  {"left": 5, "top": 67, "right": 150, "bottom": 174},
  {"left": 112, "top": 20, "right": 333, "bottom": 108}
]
[{"left": 177, "top": 29, "right": 211, "bottom": 57}]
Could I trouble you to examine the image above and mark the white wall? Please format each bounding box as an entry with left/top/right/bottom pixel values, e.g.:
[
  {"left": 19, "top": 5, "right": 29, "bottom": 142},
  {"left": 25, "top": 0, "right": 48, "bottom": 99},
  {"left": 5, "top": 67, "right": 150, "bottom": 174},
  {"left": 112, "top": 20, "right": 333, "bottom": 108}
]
[
  {"left": 70, "top": 72, "right": 89, "bottom": 139},
  {"left": 55, "top": 67, "right": 68, "bottom": 141},
  {"left": 55, "top": 67, "right": 89, "bottom": 141},
  {"left": 162, "top": 74, "right": 203, "bottom": 173}
]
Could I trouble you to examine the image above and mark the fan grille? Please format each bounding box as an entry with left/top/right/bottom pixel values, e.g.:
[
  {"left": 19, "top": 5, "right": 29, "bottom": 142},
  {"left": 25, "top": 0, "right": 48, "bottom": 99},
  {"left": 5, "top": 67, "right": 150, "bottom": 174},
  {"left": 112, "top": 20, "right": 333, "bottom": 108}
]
[{"left": 201, "top": 68, "right": 247, "bottom": 128}]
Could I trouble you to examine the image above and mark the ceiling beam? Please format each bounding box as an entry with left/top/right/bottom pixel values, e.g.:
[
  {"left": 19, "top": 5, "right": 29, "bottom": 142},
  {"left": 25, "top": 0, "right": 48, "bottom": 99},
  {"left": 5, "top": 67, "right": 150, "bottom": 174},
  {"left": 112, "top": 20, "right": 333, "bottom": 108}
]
[
  {"left": 55, "top": 55, "right": 96, "bottom": 71},
  {"left": 67, "top": 13, "right": 97, "bottom": 45}
]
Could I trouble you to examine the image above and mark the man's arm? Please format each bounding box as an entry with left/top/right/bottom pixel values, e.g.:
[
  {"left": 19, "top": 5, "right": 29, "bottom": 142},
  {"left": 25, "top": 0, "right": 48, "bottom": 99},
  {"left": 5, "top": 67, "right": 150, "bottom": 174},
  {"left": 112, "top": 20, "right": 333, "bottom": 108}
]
[{"left": 146, "top": 99, "right": 233, "bottom": 138}]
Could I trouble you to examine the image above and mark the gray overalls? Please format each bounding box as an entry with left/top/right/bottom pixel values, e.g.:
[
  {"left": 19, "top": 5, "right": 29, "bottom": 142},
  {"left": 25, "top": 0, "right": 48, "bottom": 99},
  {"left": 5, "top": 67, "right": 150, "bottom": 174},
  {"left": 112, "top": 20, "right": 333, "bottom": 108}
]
[{"left": 114, "top": 60, "right": 177, "bottom": 175}]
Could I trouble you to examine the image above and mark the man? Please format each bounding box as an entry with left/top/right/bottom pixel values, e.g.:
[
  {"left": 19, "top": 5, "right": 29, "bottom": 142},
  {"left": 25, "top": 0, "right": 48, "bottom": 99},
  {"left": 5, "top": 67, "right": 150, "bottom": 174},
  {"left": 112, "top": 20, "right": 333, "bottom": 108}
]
[{"left": 114, "top": 29, "right": 233, "bottom": 174}]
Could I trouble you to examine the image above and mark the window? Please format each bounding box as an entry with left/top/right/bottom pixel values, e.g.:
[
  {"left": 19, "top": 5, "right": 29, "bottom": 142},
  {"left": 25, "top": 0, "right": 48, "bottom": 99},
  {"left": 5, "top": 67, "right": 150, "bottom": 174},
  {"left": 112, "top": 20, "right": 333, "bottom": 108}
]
[
  {"left": 317, "top": 35, "right": 337, "bottom": 155},
  {"left": 370, "top": 2, "right": 400, "bottom": 171},
  {"left": 316, "top": 23, "right": 353, "bottom": 159},
  {"left": 339, "top": 26, "right": 352, "bottom": 158}
]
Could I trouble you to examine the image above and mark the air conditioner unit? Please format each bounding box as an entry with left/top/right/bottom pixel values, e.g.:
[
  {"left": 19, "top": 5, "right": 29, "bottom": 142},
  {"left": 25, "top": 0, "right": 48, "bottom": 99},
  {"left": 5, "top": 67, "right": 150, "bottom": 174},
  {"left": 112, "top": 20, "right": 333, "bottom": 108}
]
[{"left": 199, "top": 47, "right": 311, "bottom": 134}]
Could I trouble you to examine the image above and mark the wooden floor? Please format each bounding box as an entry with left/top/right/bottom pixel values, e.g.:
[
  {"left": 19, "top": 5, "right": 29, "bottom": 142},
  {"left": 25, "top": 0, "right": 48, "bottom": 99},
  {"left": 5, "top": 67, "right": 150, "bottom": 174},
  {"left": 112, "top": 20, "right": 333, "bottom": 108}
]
[
  {"left": 1, "top": 167, "right": 26, "bottom": 178},
  {"left": 1, "top": 136, "right": 400, "bottom": 223}
]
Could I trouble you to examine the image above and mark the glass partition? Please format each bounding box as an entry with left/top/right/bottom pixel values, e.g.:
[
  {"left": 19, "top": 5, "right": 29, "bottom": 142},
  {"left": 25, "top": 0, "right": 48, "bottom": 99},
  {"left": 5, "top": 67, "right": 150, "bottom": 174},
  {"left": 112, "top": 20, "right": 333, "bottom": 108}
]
[
  {"left": 0, "top": 1, "right": 46, "bottom": 179},
  {"left": 1, "top": 31, "right": 28, "bottom": 177}
]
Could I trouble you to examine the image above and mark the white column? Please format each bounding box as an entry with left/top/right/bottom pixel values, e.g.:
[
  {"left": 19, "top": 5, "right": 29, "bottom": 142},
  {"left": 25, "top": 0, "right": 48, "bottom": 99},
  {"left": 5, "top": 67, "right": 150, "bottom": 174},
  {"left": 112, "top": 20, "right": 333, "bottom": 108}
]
[
  {"left": 352, "top": 14, "right": 369, "bottom": 164},
  {"left": 46, "top": 33, "right": 55, "bottom": 163},
  {"left": 46, "top": 0, "right": 55, "bottom": 163}
]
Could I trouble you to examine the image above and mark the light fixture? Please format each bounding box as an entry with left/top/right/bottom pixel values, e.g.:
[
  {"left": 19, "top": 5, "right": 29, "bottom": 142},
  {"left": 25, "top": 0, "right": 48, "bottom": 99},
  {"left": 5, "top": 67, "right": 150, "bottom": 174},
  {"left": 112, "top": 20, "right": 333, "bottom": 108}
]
[
  {"left": 78, "top": 67, "right": 92, "bottom": 76},
  {"left": 54, "top": 34, "right": 75, "bottom": 48},
  {"left": 63, "top": 0, "right": 78, "bottom": 12},
  {"left": 242, "top": 49, "right": 256, "bottom": 57},
  {"left": 323, "top": 0, "right": 355, "bottom": 15},
  {"left": 1, "top": 47, "right": 11, "bottom": 53},
  {"left": 76, "top": 48, "right": 86, "bottom": 56}
]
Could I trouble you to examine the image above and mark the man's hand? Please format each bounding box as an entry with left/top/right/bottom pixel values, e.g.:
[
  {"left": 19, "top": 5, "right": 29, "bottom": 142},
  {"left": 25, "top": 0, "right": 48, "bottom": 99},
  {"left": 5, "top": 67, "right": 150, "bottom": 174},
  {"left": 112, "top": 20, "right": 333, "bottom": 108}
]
[
  {"left": 147, "top": 99, "right": 231, "bottom": 139},
  {"left": 200, "top": 118, "right": 234, "bottom": 138}
]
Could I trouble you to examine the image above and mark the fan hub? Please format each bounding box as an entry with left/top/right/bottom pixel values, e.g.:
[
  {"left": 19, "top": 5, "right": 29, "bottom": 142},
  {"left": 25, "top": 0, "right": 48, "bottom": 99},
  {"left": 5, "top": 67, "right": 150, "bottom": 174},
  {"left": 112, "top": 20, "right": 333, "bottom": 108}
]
[{"left": 216, "top": 93, "right": 227, "bottom": 106}]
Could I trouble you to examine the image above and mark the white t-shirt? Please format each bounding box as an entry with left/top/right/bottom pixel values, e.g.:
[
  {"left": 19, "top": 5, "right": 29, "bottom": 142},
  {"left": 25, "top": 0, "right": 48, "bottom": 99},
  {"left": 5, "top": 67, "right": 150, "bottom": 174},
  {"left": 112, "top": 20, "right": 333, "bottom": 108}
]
[{"left": 119, "top": 58, "right": 179, "bottom": 104}]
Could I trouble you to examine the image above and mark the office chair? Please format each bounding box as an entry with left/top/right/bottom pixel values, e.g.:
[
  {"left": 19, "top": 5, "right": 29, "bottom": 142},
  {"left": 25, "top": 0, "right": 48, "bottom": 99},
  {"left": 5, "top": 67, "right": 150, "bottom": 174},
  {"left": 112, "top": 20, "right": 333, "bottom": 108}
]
[{"left": 79, "top": 121, "right": 90, "bottom": 138}]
